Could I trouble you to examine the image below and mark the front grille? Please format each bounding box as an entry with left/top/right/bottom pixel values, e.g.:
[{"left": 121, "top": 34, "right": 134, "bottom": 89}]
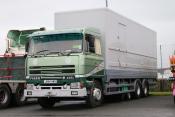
[
  {"left": 40, "top": 87, "right": 61, "bottom": 89},
  {"left": 29, "top": 65, "right": 75, "bottom": 75},
  {"left": 30, "top": 69, "right": 75, "bottom": 74}
]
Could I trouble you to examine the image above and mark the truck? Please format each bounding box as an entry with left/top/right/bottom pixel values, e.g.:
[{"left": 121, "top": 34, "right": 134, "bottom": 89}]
[
  {"left": 0, "top": 28, "right": 45, "bottom": 108},
  {"left": 24, "top": 8, "right": 157, "bottom": 108}
]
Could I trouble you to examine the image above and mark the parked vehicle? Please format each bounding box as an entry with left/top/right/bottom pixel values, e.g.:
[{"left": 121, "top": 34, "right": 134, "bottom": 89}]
[
  {"left": 0, "top": 28, "right": 45, "bottom": 108},
  {"left": 169, "top": 55, "right": 175, "bottom": 104},
  {"left": 24, "top": 8, "right": 157, "bottom": 108}
]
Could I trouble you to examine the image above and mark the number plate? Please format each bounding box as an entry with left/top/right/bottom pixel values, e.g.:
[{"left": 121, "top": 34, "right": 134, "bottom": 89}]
[{"left": 44, "top": 80, "right": 57, "bottom": 84}]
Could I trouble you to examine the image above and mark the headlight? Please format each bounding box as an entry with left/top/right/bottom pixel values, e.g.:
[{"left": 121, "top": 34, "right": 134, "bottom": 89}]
[
  {"left": 27, "top": 84, "right": 34, "bottom": 90},
  {"left": 70, "top": 82, "right": 80, "bottom": 89}
]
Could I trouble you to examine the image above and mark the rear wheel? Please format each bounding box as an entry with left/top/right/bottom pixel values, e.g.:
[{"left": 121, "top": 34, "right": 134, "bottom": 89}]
[
  {"left": 127, "top": 93, "right": 131, "bottom": 100},
  {"left": 38, "top": 97, "right": 56, "bottom": 109},
  {"left": 86, "top": 81, "right": 103, "bottom": 107},
  {"left": 134, "top": 81, "right": 142, "bottom": 99},
  {"left": 142, "top": 81, "right": 149, "bottom": 97},
  {"left": 0, "top": 84, "right": 11, "bottom": 108}
]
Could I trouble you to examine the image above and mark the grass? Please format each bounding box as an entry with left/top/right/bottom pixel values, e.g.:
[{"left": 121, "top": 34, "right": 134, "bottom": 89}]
[{"left": 149, "top": 92, "right": 172, "bottom": 96}]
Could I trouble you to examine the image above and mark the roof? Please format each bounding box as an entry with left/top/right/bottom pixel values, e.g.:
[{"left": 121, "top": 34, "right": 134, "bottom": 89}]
[
  {"left": 55, "top": 8, "right": 156, "bottom": 33},
  {"left": 29, "top": 27, "right": 101, "bottom": 37}
]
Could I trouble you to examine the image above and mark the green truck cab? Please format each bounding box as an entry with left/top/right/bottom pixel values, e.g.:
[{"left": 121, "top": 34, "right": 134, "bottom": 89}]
[{"left": 24, "top": 28, "right": 105, "bottom": 108}]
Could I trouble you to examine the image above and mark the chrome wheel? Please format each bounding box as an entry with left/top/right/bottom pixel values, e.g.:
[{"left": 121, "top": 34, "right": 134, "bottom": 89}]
[
  {"left": 144, "top": 87, "right": 148, "bottom": 95},
  {"left": 93, "top": 88, "right": 102, "bottom": 101},
  {"left": 142, "top": 81, "right": 149, "bottom": 97},
  {"left": 137, "top": 86, "right": 141, "bottom": 96},
  {"left": 134, "top": 81, "right": 142, "bottom": 99},
  {"left": 127, "top": 93, "right": 131, "bottom": 100},
  {"left": 0, "top": 90, "right": 7, "bottom": 104},
  {"left": 86, "top": 81, "right": 103, "bottom": 107},
  {"left": 17, "top": 87, "right": 25, "bottom": 102},
  {"left": 0, "top": 84, "right": 11, "bottom": 108}
]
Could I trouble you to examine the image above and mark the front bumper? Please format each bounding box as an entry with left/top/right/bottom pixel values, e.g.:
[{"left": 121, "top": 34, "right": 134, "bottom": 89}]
[{"left": 24, "top": 85, "right": 87, "bottom": 98}]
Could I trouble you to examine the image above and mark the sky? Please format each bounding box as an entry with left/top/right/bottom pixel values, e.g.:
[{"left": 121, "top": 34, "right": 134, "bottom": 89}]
[{"left": 0, "top": 0, "right": 175, "bottom": 68}]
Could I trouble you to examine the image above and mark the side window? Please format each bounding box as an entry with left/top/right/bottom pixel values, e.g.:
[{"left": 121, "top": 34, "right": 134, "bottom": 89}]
[
  {"left": 94, "top": 38, "right": 102, "bottom": 55},
  {"left": 85, "top": 34, "right": 95, "bottom": 53},
  {"left": 85, "top": 34, "right": 102, "bottom": 55}
]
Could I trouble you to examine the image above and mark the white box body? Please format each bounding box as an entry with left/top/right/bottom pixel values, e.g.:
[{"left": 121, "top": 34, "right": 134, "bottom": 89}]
[{"left": 55, "top": 8, "right": 157, "bottom": 80}]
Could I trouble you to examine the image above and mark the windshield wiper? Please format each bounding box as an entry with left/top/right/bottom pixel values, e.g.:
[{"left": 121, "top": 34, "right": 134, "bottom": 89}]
[
  {"left": 63, "top": 49, "right": 81, "bottom": 55},
  {"left": 45, "top": 49, "right": 81, "bottom": 56},
  {"left": 46, "top": 51, "right": 64, "bottom": 55},
  {"left": 35, "top": 49, "right": 49, "bottom": 54}
]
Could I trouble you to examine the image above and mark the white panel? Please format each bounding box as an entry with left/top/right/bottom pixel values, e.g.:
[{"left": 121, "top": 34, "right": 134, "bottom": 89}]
[{"left": 54, "top": 8, "right": 157, "bottom": 77}]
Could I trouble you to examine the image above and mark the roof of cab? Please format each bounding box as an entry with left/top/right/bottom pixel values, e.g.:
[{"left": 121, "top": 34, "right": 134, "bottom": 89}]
[{"left": 29, "top": 27, "right": 101, "bottom": 37}]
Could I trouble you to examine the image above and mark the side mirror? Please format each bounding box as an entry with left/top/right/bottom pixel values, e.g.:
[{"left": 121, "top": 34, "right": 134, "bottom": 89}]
[
  {"left": 25, "top": 41, "right": 29, "bottom": 52},
  {"left": 40, "top": 27, "right": 45, "bottom": 31}
]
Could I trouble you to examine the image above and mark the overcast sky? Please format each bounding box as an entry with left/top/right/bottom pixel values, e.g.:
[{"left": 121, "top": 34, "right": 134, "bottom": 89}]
[{"left": 0, "top": 0, "right": 175, "bottom": 67}]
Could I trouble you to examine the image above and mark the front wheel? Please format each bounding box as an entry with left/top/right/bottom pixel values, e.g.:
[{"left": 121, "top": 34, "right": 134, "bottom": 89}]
[
  {"left": 38, "top": 97, "right": 56, "bottom": 109},
  {"left": 12, "top": 86, "right": 26, "bottom": 106},
  {"left": 86, "top": 81, "right": 103, "bottom": 108},
  {"left": 0, "top": 84, "right": 11, "bottom": 108}
]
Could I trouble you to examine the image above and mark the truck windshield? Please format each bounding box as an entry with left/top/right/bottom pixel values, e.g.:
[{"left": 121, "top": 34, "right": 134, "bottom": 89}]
[{"left": 28, "top": 33, "right": 83, "bottom": 55}]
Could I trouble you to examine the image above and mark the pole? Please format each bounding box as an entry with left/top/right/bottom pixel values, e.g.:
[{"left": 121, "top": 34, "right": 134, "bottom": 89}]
[
  {"left": 160, "top": 45, "right": 163, "bottom": 91},
  {"left": 160, "top": 45, "right": 163, "bottom": 76},
  {"left": 105, "top": 0, "right": 108, "bottom": 8}
]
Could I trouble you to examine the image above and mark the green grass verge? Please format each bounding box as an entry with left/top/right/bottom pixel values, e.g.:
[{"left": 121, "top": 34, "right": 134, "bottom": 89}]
[{"left": 149, "top": 92, "right": 172, "bottom": 96}]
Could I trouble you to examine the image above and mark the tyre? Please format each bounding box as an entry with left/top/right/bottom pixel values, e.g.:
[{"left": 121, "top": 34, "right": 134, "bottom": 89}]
[
  {"left": 12, "top": 85, "right": 26, "bottom": 106},
  {"left": 86, "top": 80, "right": 103, "bottom": 108},
  {"left": 127, "top": 93, "right": 131, "bottom": 100},
  {"left": 134, "top": 81, "right": 142, "bottom": 99},
  {"left": 120, "top": 94, "right": 126, "bottom": 101},
  {"left": 0, "top": 84, "right": 11, "bottom": 109},
  {"left": 142, "top": 81, "right": 149, "bottom": 97},
  {"left": 120, "top": 93, "right": 131, "bottom": 101},
  {"left": 38, "top": 97, "right": 56, "bottom": 109}
]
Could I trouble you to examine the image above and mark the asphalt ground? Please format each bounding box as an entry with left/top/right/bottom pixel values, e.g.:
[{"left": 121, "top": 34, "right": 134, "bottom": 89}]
[{"left": 0, "top": 96, "right": 175, "bottom": 117}]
